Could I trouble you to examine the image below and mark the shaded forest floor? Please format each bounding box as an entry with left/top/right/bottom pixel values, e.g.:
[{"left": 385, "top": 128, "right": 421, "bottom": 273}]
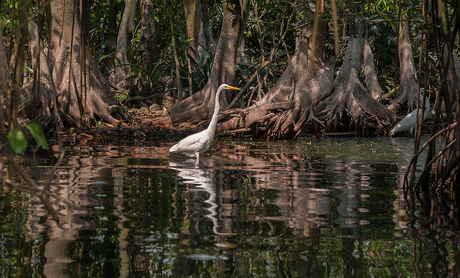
[
  {"left": 30, "top": 107, "right": 197, "bottom": 145},
  {"left": 29, "top": 104, "right": 434, "bottom": 147},
  {"left": 19, "top": 91, "right": 438, "bottom": 147}
]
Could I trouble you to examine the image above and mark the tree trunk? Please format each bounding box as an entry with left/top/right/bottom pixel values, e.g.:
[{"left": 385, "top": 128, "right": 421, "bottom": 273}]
[
  {"left": 112, "top": 0, "right": 136, "bottom": 86},
  {"left": 363, "top": 40, "right": 383, "bottom": 100},
  {"left": 316, "top": 13, "right": 391, "bottom": 133},
  {"left": 218, "top": 8, "right": 335, "bottom": 139},
  {"left": 116, "top": 0, "right": 156, "bottom": 98},
  {"left": 184, "top": 0, "right": 216, "bottom": 60},
  {"left": 169, "top": 0, "right": 247, "bottom": 125},
  {"left": 444, "top": 45, "right": 460, "bottom": 113},
  {"left": 26, "top": 19, "right": 58, "bottom": 120},
  {"left": 39, "top": 0, "right": 120, "bottom": 126},
  {"left": 103, "top": 1, "right": 122, "bottom": 76},
  {"left": 137, "top": 0, "right": 155, "bottom": 75},
  {"left": 392, "top": 14, "right": 419, "bottom": 113}
]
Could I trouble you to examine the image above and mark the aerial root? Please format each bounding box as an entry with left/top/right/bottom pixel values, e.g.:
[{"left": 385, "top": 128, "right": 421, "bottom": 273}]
[
  {"left": 404, "top": 122, "right": 458, "bottom": 189},
  {"left": 292, "top": 108, "right": 325, "bottom": 138}
]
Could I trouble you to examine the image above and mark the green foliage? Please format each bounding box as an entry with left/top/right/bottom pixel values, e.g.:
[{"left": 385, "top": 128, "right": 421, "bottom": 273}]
[
  {"left": 7, "top": 123, "right": 49, "bottom": 155},
  {"left": 1, "top": 0, "right": 457, "bottom": 103},
  {"left": 7, "top": 129, "right": 27, "bottom": 154},
  {"left": 180, "top": 45, "right": 215, "bottom": 93},
  {"left": 1, "top": 0, "right": 17, "bottom": 41},
  {"left": 244, "top": 0, "right": 295, "bottom": 84},
  {"left": 363, "top": 1, "right": 426, "bottom": 91},
  {"left": 26, "top": 123, "right": 50, "bottom": 151}
]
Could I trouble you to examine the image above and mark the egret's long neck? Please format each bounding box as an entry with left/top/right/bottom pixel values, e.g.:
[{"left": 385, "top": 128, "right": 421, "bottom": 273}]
[
  {"left": 419, "top": 95, "right": 429, "bottom": 111},
  {"left": 207, "top": 87, "right": 222, "bottom": 134},
  {"left": 424, "top": 96, "right": 430, "bottom": 110}
]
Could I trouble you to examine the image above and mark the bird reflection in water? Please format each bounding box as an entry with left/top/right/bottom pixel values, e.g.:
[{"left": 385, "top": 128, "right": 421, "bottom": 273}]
[{"left": 169, "top": 159, "right": 236, "bottom": 261}]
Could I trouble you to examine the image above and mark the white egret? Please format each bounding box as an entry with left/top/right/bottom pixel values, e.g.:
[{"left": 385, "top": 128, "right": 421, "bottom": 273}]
[
  {"left": 389, "top": 88, "right": 431, "bottom": 137},
  {"left": 169, "top": 84, "right": 241, "bottom": 164}
]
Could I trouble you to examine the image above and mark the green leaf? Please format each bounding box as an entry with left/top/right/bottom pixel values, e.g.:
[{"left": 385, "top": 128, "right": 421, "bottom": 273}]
[
  {"left": 23, "top": 65, "right": 34, "bottom": 74},
  {"left": 98, "top": 54, "right": 112, "bottom": 63},
  {"left": 7, "top": 129, "right": 27, "bottom": 154},
  {"left": 26, "top": 123, "right": 50, "bottom": 151}
]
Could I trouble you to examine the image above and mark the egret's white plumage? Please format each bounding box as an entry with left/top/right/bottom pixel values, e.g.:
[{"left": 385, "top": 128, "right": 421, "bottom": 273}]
[
  {"left": 169, "top": 84, "right": 241, "bottom": 163},
  {"left": 389, "top": 88, "right": 430, "bottom": 137}
]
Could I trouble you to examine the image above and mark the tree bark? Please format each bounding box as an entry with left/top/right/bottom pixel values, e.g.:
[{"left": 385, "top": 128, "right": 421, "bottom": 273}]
[
  {"left": 316, "top": 14, "right": 391, "bottom": 133},
  {"left": 363, "top": 40, "right": 383, "bottom": 100},
  {"left": 27, "top": 19, "right": 58, "bottom": 120},
  {"left": 120, "top": 0, "right": 156, "bottom": 98},
  {"left": 218, "top": 8, "right": 335, "bottom": 139},
  {"left": 102, "top": 1, "right": 120, "bottom": 75},
  {"left": 394, "top": 14, "right": 419, "bottom": 113},
  {"left": 444, "top": 45, "right": 460, "bottom": 113},
  {"left": 112, "top": 0, "right": 136, "bottom": 86},
  {"left": 43, "top": 0, "right": 120, "bottom": 126},
  {"left": 184, "top": 0, "right": 216, "bottom": 60},
  {"left": 169, "top": 0, "right": 247, "bottom": 125},
  {"left": 137, "top": 0, "right": 155, "bottom": 75}
]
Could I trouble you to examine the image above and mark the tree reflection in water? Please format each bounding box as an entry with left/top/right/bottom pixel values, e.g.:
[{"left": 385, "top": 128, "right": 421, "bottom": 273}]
[{"left": 0, "top": 139, "right": 460, "bottom": 277}]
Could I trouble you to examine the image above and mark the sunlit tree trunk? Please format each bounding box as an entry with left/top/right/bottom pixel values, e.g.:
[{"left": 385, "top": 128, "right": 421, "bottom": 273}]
[
  {"left": 317, "top": 1, "right": 391, "bottom": 134},
  {"left": 184, "top": 0, "right": 216, "bottom": 60},
  {"left": 45, "top": 0, "right": 119, "bottom": 126},
  {"left": 218, "top": 6, "right": 335, "bottom": 139},
  {"left": 392, "top": 14, "right": 420, "bottom": 113},
  {"left": 112, "top": 0, "right": 136, "bottom": 86},
  {"left": 169, "top": 0, "right": 247, "bottom": 125}
]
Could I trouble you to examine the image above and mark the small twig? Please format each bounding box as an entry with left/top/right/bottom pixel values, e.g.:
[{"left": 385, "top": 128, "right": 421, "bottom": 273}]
[
  {"left": 227, "top": 61, "right": 269, "bottom": 109},
  {"left": 2, "top": 177, "right": 80, "bottom": 210},
  {"left": 7, "top": 158, "right": 60, "bottom": 222},
  {"left": 416, "top": 139, "right": 456, "bottom": 189},
  {"left": 404, "top": 122, "right": 457, "bottom": 188},
  {"left": 50, "top": 146, "right": 68, "bottom": 173}
]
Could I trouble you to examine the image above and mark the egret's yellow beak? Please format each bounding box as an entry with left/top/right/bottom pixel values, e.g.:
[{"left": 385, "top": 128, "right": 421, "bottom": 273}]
[
  {"left": 421, "top": 89, "right": 433, "bottom": 96},
  {"left": 226, "top": 85, "right": 241, "bottom": 91}
]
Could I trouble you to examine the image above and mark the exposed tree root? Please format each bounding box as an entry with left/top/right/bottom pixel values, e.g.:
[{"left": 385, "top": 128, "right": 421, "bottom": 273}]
[
  {"left": 388, "top": 14, "right": 421, "bottom": 115},
  {"left": 218, "top": 9, "right": 335, "bottom": 139},
  {"left": 168, "top": 0, "right": 246, "bottom": 126},
  {"left": 19, "top": 0, "right": 121, "bottom": 130},
  {"left": 316, "top": 17, "right": 391, "bottom": 135}
]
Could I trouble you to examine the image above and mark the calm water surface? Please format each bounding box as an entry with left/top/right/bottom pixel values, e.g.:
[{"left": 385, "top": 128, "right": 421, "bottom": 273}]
[{"left": 1, "top": 138, "right": 459, "bottom": 277}]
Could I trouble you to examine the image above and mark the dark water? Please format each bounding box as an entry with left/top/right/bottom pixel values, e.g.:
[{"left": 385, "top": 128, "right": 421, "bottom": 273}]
[{"left": 1, "top": 138, "right": 459, "bottom": 277}]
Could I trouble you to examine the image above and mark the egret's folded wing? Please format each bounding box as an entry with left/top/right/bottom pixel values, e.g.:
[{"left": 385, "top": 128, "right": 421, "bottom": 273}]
[{"left": 169, "top": 131, "right": 206, "bottom": 154}]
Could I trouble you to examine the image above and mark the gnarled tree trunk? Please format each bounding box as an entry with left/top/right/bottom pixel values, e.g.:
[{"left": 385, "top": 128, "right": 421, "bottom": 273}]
[
  {"left": 20, "top": 0, "right": 121, "bottom": 128},
  {"left": 169, "top": 0, "right": 247, "bottom": 125},
  {"left": 316, "top": 12, "right": 391, "bottom": 133},
  {"left": 218, "top": 8, "right": 335, "bottom": 139},
  {"left": 184, "top": 0, "right": 216, "bottom": 60},
  {"left": 48, "top": 0, "right": 120, "bottom": 126},
  {"left": 390, "top": 14, "right": 420, "bottom": 114}
]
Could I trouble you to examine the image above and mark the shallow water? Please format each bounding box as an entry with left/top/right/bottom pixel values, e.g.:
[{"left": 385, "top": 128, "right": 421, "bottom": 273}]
[{"left": 1, "top": 137, "right": 459, "bottom": 277}]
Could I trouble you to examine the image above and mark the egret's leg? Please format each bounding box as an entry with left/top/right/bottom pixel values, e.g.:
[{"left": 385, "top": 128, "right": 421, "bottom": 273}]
[{"left": 195, "top": 152, "right": 200, "bottom": 166}]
